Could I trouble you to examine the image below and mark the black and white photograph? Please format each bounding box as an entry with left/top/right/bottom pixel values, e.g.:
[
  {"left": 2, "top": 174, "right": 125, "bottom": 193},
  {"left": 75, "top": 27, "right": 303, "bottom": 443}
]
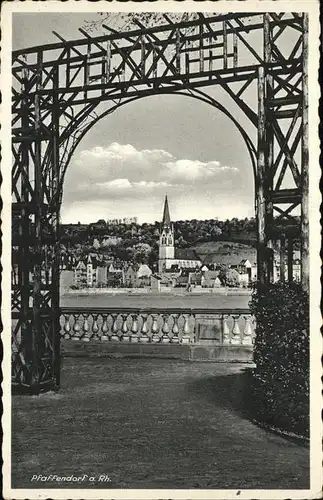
[{"left": 1, "top": 1, "right": 321, "bottom": 498}]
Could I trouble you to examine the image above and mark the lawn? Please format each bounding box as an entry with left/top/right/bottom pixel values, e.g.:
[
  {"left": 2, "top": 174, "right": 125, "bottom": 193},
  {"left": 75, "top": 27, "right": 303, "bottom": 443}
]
[{"left": 12, "top": 357, "right": 309, "bottom": 490}]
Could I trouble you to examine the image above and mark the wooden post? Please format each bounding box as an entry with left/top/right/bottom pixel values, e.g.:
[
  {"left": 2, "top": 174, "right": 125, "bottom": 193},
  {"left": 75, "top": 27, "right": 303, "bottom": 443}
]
[
  {"left": 233, "top": 32, "right": 238, "bottom": 69},
  {"left": 66, "top": 47, "right": 70, "bottom": 88},
  {"left": 199, "top": 24, "right": 204, "bottom": 72},
  {"left": 140, "top": 35, "right": 145, "bottom": 78},
  {"left": 287, "top": 237, "right": 294, "bottom": 282},
  {"left": 32, "top": 53, "right": 43, "bottom": 390},
  {"left": 301, "top": 14, "right": 309, "bottom": 292},
  {"left": 20, "top": 58, "right": 33, "bottom": 386},
  {"left": 185, "top": 51, "right": 189, "bottom": 75},
  {"left": 280, "top": 234, "right": 286, "bottom": 281},
  {"left": 257, "top": 66, "right": 267, "bottom": 283},
  {"left": 84, "top": 42, "right": 90, "bottom": 99},
  {"left": 223, "top": 21, "right": 227, "bottom": 69},
  {"left": 153, "top": 45, "right": 158, "bottom": 79},
  {"left": 101, "top": 44, "right": 107, "bottom": 95},
  {"left": 267, "top": 241, "right": 274, "bottom": 282},
  {"left": 264, "top": 14, "right": 274, "bottom": 283},
  {"left": 176, "top": 29, "right": 181, "bottom": 73},
  {"left": 106, "top": 40, "right": 111, "bottom": 80},
  {"left": 209, "top": 35, "right": 213, "bottom": 75},
  {"left": 52, "top": 67, "right": 61, "bottom": 388}
]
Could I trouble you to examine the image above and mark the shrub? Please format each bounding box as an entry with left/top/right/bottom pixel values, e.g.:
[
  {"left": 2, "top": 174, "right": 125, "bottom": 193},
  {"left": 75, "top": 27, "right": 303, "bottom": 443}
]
[{"left": 248, "top": 281, "right": 309, "bottom": 436}]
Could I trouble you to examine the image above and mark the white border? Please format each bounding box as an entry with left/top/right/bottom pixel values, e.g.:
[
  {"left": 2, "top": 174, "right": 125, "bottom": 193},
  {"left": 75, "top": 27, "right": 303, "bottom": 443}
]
[{"left": 1, "top": 1, "right": 322, "bottom": 499}]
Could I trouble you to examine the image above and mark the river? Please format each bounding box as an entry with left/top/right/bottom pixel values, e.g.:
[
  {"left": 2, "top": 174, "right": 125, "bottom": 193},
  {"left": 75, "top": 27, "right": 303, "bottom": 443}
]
[{"left": 60, "top": 292, "right": 251, "bottom": 309}]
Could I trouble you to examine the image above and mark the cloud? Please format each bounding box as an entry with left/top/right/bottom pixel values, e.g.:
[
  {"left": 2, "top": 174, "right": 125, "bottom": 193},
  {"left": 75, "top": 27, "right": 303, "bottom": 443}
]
[
  {"left": 94, "top": 178, "right": 174, "bottom": 193},
  {"left": 163, "top": 159, "right": 238, "bottom": 182},
  {"left": 63, "top": 142, "right": 243, "bottom": 221},
  {"left": 132, "top": 181, "right": 173, "bottom": 189},
  {"left": 69, "top": 142, "right": 238, "bottom": 186},
  {"left": 74, "top": 142, "right": 174, "bottom": 181},
  {"left": 97, "top": 178, "right": 132, "bottom": 190}
]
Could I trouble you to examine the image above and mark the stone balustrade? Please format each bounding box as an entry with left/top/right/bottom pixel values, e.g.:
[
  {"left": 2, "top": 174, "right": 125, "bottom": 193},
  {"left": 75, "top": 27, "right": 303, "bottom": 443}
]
[{"left": 60, "top": 308, "right": 256, "bottom": 346}]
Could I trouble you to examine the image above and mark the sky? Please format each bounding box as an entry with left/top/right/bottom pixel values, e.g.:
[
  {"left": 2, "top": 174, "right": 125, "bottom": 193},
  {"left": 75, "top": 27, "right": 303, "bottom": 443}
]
[{"left": 12, "top": 12, "right": 260, "bottom": 224}]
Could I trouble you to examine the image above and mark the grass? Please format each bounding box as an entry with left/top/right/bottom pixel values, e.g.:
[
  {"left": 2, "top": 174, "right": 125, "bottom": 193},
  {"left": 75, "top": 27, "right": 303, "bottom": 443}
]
[{"left": 12, "top": 358, "right": 309, "bottom": 489}]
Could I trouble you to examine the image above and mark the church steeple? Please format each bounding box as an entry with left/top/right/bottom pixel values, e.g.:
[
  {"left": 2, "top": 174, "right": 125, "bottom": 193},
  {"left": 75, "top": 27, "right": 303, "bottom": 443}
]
[
  {"left": 158, "top": 195, "right": 175, "bottom": 272},
  {"left": 162, "top": 195, "right": 171, "bottom": 227}
]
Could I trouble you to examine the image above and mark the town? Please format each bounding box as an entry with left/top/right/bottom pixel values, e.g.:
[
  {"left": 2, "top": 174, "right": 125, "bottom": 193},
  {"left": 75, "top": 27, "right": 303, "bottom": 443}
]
[{"left": 59, "top": 196, "right": 301, "bottom": 292}]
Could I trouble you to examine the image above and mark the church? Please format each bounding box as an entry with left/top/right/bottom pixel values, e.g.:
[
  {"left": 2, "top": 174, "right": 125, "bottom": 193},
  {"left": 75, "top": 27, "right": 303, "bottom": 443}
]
[{"left": 158, "top": 195, "right": 202, "bottom": 273}]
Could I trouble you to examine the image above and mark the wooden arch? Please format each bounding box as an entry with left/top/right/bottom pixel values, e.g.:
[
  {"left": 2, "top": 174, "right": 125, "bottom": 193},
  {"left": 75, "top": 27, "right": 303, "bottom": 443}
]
[{"left": 11, "top": 12, "right": 308, "bottom": 393}]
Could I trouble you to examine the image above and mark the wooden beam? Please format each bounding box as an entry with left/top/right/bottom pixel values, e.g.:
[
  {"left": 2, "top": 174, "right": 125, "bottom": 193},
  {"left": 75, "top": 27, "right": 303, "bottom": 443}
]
[
  {"left": 301, "top": 14, "right": 309, "bottom": 292},
  {"left": 223, "top": 21, "right": 228, "bottom": 69},
  {"left": 13, "top": 13, "right": 297, "bottom": 59},
  {"left": 280, "top": 234, "right": 286, "bottom": 281},
  {"left": 264, "top": 13, "right": 274, "bottom": 283},
  {"left": 257, "top": 66, "right": 268, "bottom": 283},
  {"left": 287, "top": 237, "right": 294, "bottom": 282},
  {"left": 233, "top": 32, "right": 238, "bottom": 68},
  {"left": 51, "top": 65, "right": 61, "bottom": 387},
  {"left": 176, "top": 29, "right": 181, "bottom": 73}
]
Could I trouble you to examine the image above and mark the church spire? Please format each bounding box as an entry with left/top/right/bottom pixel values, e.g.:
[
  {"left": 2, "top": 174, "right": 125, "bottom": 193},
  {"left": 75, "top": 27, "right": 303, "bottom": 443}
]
[{"left": 162, "top": 194, "right": 171, "bottom": 227}]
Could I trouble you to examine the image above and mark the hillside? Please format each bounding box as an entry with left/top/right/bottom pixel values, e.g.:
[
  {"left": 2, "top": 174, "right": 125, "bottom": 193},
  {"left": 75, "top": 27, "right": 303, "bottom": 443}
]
[{"left": 191, "top": 241, "right": 256, "bottom": 266}]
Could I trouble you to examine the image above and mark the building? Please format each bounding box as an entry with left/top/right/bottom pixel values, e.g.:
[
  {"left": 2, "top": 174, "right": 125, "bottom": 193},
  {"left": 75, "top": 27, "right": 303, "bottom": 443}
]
[
  {"left": 201, "top": 270, "right": 222, "bottom": 288},
  {"left": 158, "top": 195, "right": 201, "bottom": 273},
  {"left": 136, "top": 264, "right": 152, "bottom": 287},
  {"left": 74, "top": 254, "right": 107, "bottom": 288},
  {"left": 107, "top": 262, "right": 124, "bottom": 287},
  {"left": 124, "top": 264, "right": 137, "bottom": 287},
  {"left": 107, "top": 217, "right": 138, "bottom": 226}
]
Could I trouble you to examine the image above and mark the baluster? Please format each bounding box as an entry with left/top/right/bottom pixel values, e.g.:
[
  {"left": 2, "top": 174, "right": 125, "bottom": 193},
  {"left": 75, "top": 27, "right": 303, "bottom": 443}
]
[
  {"left": 242, "top": 316, "right": 253, "bottom": 345},
  {"left": 222, "top": 315, "right": 230, "bottom": 344},
  {"left": 171, "top": 314, "right": 179, "bottom": 344},
  {"left": 131, "top": 314, "right": 139, "bottom": 343},
  {"left": 252, "top": 318, "right": 256, "bottom": 344},
  {"left": 140, "top": 314, "right": 149, "bottom": 343},
  {"left": 181, "top": 314, "right": 191, "bottom": 344},
  {"left": 111, "top": 314, "right": 119, "bottom": 341},
  {"left": 231, "top": 315, "right": 242, "bottom": 345},
  {"left": 161, "top": 314, "right": 170, "bottom": 343},
  {"left": 63, "top": 314, "right": 71, "bottom": 339},
  {"left": 151, "top": 315, "right": 160, "bottom": 343},
  {"left": 191, "top": 314, "right": 197, "bottom": 343},
  {"left": 72, "top": 314, "right": 81, "bottom": 340},
  {"left": 101, "top": 314, "right": 109, "bottom": 341},
  {"left": 121, "top": 314, "right": 130, "bottom": 342},
  {"left": 92, "top": 314, "right": 99, "bottom": 340},
  {"left": 82, "top": 314, "right": 90, "bottom": 341}
]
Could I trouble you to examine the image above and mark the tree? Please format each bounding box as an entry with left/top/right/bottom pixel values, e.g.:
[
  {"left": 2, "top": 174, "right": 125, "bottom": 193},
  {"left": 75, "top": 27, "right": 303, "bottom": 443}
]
[
  {"left": 93, "top": 238, "right": 100, "bottom": 250},
  {"left": 83, "top": 13, "right": 199, "bottom": 35},
  {"left": 133, "top": 243, "right": 152, "bottom": 264},
  {"left": 211, "top": 226, "right": 222, "bottom": 238}
]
